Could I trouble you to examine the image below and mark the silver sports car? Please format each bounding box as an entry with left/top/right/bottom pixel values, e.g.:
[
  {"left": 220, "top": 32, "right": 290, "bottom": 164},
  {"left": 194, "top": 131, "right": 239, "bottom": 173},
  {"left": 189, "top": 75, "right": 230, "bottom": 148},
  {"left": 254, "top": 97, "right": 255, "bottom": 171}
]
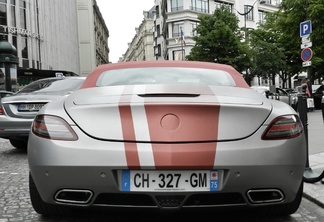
[
  {"left": 0, "top": 76, "right": 85, "bottom": 149},
  {"left": 28, "top": 61, "right": 306, "bottom": 217}
]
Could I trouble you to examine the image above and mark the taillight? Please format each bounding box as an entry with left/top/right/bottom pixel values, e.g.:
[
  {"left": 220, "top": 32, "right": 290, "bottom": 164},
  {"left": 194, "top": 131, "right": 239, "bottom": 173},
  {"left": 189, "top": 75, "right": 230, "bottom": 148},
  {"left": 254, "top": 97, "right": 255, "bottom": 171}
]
[
  {"left": 262, "top": 115, "right": 303, "bottom": 140},
  {"left": 0, "top": 107, "right": 3, "bottom": 115},
  {"left": 32, "top": 115, "right": 78, "bottom": 141}
]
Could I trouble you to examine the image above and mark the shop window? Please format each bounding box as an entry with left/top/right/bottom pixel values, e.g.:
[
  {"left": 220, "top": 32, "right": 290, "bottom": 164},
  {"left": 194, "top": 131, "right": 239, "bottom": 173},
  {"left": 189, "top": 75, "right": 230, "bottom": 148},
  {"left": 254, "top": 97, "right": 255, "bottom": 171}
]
[{"left": 0, "top": 2, "right": 7, "bottom": 26}]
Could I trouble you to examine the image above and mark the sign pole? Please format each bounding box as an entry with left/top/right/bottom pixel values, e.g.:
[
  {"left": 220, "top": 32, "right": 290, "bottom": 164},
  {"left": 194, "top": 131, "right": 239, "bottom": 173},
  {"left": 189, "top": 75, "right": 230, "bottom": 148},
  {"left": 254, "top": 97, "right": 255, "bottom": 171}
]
[{"left": 300, "top": 18, "right": 321, "bottom": 181}]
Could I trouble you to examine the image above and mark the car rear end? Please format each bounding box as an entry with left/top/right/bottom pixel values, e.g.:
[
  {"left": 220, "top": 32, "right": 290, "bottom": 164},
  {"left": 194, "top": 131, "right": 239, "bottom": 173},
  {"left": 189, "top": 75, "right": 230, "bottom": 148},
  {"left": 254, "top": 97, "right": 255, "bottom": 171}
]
[
  {"left": 28, "top": 85, "right": 306, "bottom": 215},
  {"left": 0, "top": 94, "right": 53, "bottom": 138},
  {"left": 0, "top": 77, "right": 85, "bottom": 148}
]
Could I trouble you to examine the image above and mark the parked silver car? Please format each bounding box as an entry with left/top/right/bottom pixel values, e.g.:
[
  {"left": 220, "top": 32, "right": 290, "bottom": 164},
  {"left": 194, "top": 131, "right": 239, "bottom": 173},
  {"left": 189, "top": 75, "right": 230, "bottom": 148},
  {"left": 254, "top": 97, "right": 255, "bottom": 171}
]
[
  {"left": 28, "top": 61, "right": 306, "bottom": 217},
  {"left": 0, "top": 90, "right": 13, "bottom": 99},
  {"left": 251, "top": 86, "right": 298, "bottom": 110},
  {"left": 0, "top": 76, "right": 86, "bottom": 149}
]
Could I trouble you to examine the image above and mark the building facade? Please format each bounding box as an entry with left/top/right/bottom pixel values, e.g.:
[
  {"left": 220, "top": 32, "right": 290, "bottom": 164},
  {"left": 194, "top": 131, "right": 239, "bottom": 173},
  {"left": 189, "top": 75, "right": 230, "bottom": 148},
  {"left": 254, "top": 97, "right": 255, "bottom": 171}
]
[
  {"left": 152, "top": 0, "right": 280, "bottom": 61},
  {"left": 0, "top": 0, "right": 109, "bottom": 79},
  {"left": 121, "top": 0, "right": 281, "bottom": 85},
  {"left": 122, "top": 7, "right": 155, "bottom": 62},
  {"left": 77, "top": 0, "right": 109, "bottom": 76}
]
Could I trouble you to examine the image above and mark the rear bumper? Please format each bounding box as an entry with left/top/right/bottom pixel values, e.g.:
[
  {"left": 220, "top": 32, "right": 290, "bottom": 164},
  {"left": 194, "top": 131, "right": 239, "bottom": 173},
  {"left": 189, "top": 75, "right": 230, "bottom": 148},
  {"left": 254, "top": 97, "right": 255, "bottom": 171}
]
[
  {"left": 29, "top": 164, "right": 303, "bottom": 209},
  {"left": 0, "top": 116, "right": 32, "bottom": 138},
  {"left": 28, "top": 133, "right": 306, "bottom": 210}
]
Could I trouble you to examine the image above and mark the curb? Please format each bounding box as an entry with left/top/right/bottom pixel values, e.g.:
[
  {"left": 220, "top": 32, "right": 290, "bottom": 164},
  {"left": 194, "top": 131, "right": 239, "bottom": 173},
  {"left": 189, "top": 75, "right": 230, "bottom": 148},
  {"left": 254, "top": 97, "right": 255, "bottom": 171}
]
[{"left": 303, "top": 192, "right": 324, "bottom": 208}]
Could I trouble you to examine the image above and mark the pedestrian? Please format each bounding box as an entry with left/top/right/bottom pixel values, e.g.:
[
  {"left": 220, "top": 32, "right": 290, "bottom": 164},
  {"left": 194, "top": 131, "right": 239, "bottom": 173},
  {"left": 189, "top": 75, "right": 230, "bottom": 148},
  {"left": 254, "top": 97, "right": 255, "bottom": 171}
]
[
  {"left": 302, "top": 78, "right": 311, "bottom": 97},
  {"left": 301, "top": 78, "right": 314, "bottom": 112}
]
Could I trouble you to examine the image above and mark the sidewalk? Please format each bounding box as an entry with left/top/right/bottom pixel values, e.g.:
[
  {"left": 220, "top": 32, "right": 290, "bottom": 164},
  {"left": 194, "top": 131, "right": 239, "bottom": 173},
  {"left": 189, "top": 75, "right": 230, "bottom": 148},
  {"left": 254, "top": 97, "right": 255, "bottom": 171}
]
[{"left": 302, "top": 109, "right": 324, "bottom": 208}]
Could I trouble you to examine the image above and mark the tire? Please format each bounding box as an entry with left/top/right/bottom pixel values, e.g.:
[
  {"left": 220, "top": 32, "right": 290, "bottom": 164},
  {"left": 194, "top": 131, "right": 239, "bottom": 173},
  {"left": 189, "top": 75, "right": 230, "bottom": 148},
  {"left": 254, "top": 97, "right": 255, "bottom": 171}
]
[
  {"left": 29, "top": 172, "right": 74, "bottom": 216},
  {"left": 254, "top": 181, "right": 303, "bottom": 217},
  {"left": 9, "top": 138, "right": 28, "bottom": 149}
]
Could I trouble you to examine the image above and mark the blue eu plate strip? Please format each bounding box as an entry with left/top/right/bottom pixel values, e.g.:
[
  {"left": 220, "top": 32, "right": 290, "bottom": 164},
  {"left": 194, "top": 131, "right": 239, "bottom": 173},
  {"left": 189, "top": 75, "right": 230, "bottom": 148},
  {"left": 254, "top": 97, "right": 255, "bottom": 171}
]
[
  {"left": 210, "top": 170, "right": 219, "bottom": 191},
  {"left": 121, "top": 170, "right": 130, "bottom": 192}
]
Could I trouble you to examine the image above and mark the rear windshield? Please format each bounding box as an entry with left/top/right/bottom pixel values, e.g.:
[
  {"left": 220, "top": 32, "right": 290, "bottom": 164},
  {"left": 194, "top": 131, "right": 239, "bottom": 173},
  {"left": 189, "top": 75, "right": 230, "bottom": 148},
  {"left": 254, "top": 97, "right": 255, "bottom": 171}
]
[
  {"left": 97, "top": 67, "right": 236, "bottom": 87},
  {"left": 17, "top": 78, "right": 85, "bottom": 94}
]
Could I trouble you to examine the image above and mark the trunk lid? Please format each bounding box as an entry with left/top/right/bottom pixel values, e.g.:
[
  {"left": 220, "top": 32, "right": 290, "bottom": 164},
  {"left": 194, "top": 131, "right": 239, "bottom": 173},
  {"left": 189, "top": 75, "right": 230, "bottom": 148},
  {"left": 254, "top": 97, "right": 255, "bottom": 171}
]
[{"left": 64, "top": 85, "right": 272, "bottom": 142}]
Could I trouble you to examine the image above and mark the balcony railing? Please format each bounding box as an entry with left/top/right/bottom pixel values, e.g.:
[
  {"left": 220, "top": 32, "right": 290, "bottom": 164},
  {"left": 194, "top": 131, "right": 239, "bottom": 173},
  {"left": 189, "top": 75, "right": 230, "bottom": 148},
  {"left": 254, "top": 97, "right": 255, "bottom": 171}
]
[
  {"left": 189, "top": 6, "right": 208, "bottom": 13},
  {"left": 171, "top": 6, "right": 184, "bottom": 12}
]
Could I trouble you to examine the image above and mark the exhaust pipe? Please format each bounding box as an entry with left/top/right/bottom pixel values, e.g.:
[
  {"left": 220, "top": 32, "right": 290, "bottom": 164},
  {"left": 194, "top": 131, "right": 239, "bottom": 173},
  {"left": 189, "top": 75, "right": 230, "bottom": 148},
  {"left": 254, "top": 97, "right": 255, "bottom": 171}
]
[
  {"left": 247, "top": 189, "right": 284, "bottom": 204},
  {"left": 54, "top": 189, "right": 93, "bottom": 204}
]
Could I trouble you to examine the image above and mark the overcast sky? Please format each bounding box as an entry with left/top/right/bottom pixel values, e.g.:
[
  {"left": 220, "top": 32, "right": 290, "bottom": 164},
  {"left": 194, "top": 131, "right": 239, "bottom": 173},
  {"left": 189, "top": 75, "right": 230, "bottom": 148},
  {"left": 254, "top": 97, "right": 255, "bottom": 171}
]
[{"left": 96, "top": 0, "right": 155, "bottom": 63}]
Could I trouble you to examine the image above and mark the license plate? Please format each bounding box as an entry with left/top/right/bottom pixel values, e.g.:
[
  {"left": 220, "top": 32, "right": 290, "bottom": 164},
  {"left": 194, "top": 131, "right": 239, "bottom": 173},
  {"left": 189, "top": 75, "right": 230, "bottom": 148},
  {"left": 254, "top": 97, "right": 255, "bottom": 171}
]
[
  {"left": 18, "top": 103, "right": 44, "bottom": 111},
  {"left": 121, "top": 170, "right": 219, "bottom": 192}
]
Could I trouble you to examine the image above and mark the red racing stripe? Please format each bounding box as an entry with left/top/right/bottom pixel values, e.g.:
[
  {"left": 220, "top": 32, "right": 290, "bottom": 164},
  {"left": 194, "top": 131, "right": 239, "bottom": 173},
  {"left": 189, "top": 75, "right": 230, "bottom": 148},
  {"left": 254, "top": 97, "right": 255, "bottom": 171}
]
[
  {"left": 119, "top": 86, "right": 141, "bottom": 169},
  {"left": 148, "top": 142, "right": 218, "bottom": 170},
  {"left": 144, "top": 85, "right": 220, "bottom": 169}
]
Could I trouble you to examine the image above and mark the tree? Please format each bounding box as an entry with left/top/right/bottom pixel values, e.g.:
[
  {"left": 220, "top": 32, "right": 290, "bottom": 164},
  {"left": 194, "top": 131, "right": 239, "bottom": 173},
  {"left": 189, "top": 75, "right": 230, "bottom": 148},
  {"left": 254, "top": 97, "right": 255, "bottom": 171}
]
[
  {"left": 306, "top": 0, "right": 324, "bottom": 82},
  {"left": 278, "top": 0, "right": 324, "bottom": 84},
  {"left": 186, "top": 6, "right": 253, "bottom": 74},
  {"left": 249, "top": 12, "right": 287, "bottom": 87},
  {"left": 247, "top": 0, "right": 324, "bottom": 88}
]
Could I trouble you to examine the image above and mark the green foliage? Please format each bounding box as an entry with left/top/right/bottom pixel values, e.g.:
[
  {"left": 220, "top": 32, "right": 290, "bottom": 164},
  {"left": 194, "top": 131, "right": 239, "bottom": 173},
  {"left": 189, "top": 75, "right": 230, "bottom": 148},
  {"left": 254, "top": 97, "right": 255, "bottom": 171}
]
[
  {"left": 247, "top": 0, "right": 324, "bottom": 86},
  {"left": 186, "top": 6, "right": 253, "bottom": 73},
  {"left": 249, "top": 11, "right": 289, "bottom": 86},
  {"left": 186, "top": 1, "right": 324, "bottom": 86},
  {"left": 276, "top": 0, "right": 324, "bottom": 83}
]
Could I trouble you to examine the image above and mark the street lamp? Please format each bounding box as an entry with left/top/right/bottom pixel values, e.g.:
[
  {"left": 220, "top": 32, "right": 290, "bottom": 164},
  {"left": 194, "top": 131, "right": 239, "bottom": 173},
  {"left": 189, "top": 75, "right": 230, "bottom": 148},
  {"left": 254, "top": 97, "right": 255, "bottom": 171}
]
[
  {"left": 236, "top": 0, "right": 265, "bottom": 85},
  {"left": 0, "top": 36, "right": 19, "bottom": 92},
  {"left": 236, "top": 0, "right": 266, "bottom": 42}
]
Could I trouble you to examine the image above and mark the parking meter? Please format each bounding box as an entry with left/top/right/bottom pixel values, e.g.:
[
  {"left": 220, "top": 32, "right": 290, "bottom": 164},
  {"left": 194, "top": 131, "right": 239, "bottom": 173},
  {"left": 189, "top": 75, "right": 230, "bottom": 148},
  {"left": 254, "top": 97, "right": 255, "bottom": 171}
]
[
  {"left": 298, "top": 84, "right": 308, "bottom": 124},
  {"left": 297, "top": 84, "right": 309, "bottom": 165},
  {"left": 321, "top": 93, "right": 324, "bottom": 121}
]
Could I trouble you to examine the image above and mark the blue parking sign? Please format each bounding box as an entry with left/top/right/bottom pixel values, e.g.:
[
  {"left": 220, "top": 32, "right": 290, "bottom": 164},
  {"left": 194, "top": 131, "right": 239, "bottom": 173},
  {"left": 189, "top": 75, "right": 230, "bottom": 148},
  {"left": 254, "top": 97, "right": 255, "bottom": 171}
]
[{"left": 300, "top": 20, "right": 312, "bottom": 37}]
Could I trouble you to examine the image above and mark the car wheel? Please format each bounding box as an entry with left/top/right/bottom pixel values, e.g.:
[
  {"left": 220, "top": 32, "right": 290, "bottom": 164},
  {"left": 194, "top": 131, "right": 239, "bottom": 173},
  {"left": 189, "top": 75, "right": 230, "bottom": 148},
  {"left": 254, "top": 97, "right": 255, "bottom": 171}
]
[
  {"left": 9, "top": 138, "right": 28, "bottom": 149},
  {"left": 255, "top": 181, "right": 303, "bottom": 217},
  {"left": 29, "top": 172, "right": 74, "bottom": 216}
]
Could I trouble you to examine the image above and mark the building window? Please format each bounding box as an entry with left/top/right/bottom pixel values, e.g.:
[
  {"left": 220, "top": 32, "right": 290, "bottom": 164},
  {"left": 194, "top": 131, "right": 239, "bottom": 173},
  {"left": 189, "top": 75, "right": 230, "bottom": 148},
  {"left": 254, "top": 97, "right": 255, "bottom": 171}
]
[
  {"left": 157, "top": 44, "right": 161, "bottom": 56},
  {"left": 20, "top": 0, "right": 26, "bottom": 29},
  {"left": 0, "top": 1, "right": 7, "bottom": 26},
  {"left": 173, "top": 50, "right": 184, "bottom": 61},
  {"left": 21, "top": 37, "right": 28, "bottom": 59},
  {"left": 190, "top": 22, "right": 198, "bottom": 36},
  {"left": 263, "top": 0, "right": 281, "bottom": 6},
  {"left": 171, "top": 0, "right": 183, "bottom": 12},
  {"left": 157, "top": 24, "right": 160, "bottom": 36},
  {"left": 12, "top": 34, "right": 16, "bottom": 48},
  {"left": 22, "top": 59, "right": 29, "bottom": 68},
  {"left": 244, "top": 5, "right": 253, "bottom": 21},
  {"left": 215, "top": 1, "right": 233, "bottom": 13},
  {"left": 155, "top": 5, "right": 160, "bottom": 17},
  {"left": 259, "top": 11, "right": 266, "bottom": 24},
  {"left": 172, "top": 23, "right": 184, "bottom": 38},
  {"left": 190, "top": 0, "right": 208, "bottom": 13},
  {"left": 10, "top": 0, "right": 16, "bottom": 27}
]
